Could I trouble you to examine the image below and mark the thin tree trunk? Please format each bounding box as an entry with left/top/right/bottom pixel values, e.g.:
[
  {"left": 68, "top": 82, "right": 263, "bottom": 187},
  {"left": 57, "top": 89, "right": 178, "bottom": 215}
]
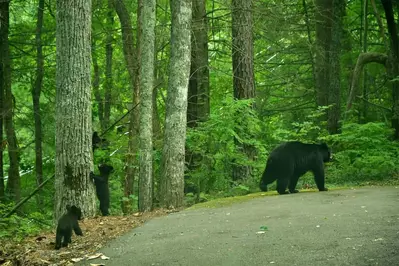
[
  {"left": 114, "top": 0, "right": 139, "bottom": 213},
  {"left": 1, "top": 0, "right": 21, "bottom": 203},
  {"left": 32, "top": 0, "right": 45, "bottom": 208},
  {"left": 92, "top": 40, "right": 104, "bottom": 128},
  {"left": 302, "top": 0, "right": 316, "bottom": 85},
  {"left": 361, "top": 0, "right": 369, "bottom": 123},
  {"left": 138, "top": 0, "right": 156, "bottom": 212},
  {"left": 0, "top": 32, "right": 3, "bottom": 201},
  {"left": 231, "top": 0, "right": 255, "bottom": 181},
  {"left": 160, "top": 0, "right": 192, "bottom": 209},
  {"left": 103, "top": 0, "right": 114, "bottom": 130},
  {"left": 327, "top": 0, "right": 345, "bottom": 134},
  {"left": 55, "top": 0, "right": 95, "bottom": 221},
  {"left": 314, "top": 0, "right": 333, "bottom": 110}
]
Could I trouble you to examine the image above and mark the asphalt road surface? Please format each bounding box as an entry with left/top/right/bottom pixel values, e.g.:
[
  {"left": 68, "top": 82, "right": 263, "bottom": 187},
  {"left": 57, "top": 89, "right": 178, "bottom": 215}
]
[{"left": 79, "top": 187, "right": 399, "bottom": 266}]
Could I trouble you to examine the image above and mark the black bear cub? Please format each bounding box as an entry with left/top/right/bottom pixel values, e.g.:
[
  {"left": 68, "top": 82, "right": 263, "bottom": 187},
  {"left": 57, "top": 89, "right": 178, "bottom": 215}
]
[
  {"left": 55, "top": 205, "right": 83, "bottom": 249},
  {"left": 259, "top": 141, "right": 331, "bottom": 195},
  {"left": 91, "top": 164, "right": 114, "bottom": 216}
]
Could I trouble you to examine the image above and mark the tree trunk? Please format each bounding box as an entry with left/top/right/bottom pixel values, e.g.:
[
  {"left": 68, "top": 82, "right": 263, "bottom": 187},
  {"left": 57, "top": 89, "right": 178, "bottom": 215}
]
[
  {"left": 138, "top": 0, "right": 156, "bottom": 212},
  {"left": 188, "top": 0, "right": 209, "bottom": 126},
  {"left": 231, "top": 0, "right": 255, "bottom": 181},
  {"left": 0, "top": 30, "right": 3, "bottom": 201},
  {"left": 381, "top": 0, "right": 399, "bottom": 140},
  {"left": 103, "top": 0, "right": 114, "bottom": 131},
  {"left": 32, "top": 0, "right": 45, "bottom": 208},
  {"left": 92, "top": 40, "right": 104, "bottom": 128},
  {"left": 55, "top": 0, "right": 95, "bottom": 221},
  {"left": 302, "top": 0, "right": 316, "bottom": 85},
  {"left": 1, "top": 0, "right": 21, "bottom": 203},
  {"left": 314, "top": 0, "right": 333, "bottom": 110},
  {"left": 327, "top": 0, "right": 345, "bottom": 134},
  {"left": 185, "top": 0, "right": 209, "bottom": 197},
  {"left": 114, "top": 0, "right": 139, "bottom": 213},
  {"left": 160, "top": 0, "right": 192, "bottom": 209},
  {"left": 360, "top": 0, "right": 369, "bottom": 123}
]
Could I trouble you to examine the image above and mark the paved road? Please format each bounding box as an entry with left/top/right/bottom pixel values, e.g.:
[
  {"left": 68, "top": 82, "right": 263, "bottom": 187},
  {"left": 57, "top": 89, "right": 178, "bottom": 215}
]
[{"left": 80, "top": 187, "right": 399, "bottom": 266}]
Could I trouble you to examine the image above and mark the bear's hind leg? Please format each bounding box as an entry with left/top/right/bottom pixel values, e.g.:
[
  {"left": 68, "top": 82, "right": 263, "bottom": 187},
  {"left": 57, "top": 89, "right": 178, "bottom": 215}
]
[
  {"left": 276, "top": 178, "right": 290, "bottom": 195},
  {"left": 288, "top": 174, "right": 300, "bottom": 193}
]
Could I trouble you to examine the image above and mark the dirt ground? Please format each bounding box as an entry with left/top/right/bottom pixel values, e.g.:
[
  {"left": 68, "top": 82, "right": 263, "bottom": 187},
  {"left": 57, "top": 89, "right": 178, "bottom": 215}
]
[{"left": 0, "top": 210, "right": 170, "bottom": 266}]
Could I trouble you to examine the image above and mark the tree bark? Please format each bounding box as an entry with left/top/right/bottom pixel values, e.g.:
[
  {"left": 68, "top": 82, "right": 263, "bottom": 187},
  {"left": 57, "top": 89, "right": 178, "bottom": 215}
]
[
  {"left": 360, "top": 0, "right": 369, "bottom": 123},
  {"left": 327, "top": 0, "right": 345, "bottom": 134},
  {"left": 138, "top": 0, "right": 156, "bottom": 212},
  {"left": 381, "top": 0, "right": 399, "bottom": 140},
  {"left": 103, "top": 0, "right": 114, "bottom": 130},
  {"left": 160, "top": 0, "right": 192, "bottom": 209},
  {"left": 55, "top": 0, "right": 95, "bottom": 221},
  {"left": 1, "top": 0, "right": 21, "bottom": 203},
  {"left": 188, "top": 0, "right": 209, "bottom": 126},
  {"left": 114, "top": 0, "right": 139, "bottom": 213},
  {"left": 314, "top": 0, "right": 333, "bottom": 109},
  {"left": 0, "top": 26, "right": 3, "bottom": 201},
  {"left": 32, "top": 0, "right": 45, "bottom": 208},
  {"left": 231, "top": 0, "right": 255, "bottom": 181}
]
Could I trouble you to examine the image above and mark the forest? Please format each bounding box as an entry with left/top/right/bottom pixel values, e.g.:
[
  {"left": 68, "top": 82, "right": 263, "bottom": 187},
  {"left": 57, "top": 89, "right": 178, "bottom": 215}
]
[{"left": 0, "top": 0, "right": 399, "bottom": 262}]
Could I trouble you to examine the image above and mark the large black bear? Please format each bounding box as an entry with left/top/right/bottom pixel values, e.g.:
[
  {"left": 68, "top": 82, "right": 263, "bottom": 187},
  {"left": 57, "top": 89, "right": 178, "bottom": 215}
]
[
  {"left": 259, "top": 141, "right": 331, "bottom": 195},
  {"left": 91, "top": 164, "right": 114, "bottom": 216},
  {"left": 55, "top": 205, "right": 83, "bottom": 249}
]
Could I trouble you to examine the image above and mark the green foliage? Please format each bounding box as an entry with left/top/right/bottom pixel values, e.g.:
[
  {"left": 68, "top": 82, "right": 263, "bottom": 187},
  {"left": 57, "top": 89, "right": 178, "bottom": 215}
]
[
  {"left": 268, "top": 105, "right": 331, "bottom": 143},
  {"left": 325, "top": 123, "right": 399, "bottom": 184},
  {"left": 186, "top": 98, "right": 267, "bottom": 195},
  {"left": 0, "top": 204, "right": 51, "bottom": 241}
]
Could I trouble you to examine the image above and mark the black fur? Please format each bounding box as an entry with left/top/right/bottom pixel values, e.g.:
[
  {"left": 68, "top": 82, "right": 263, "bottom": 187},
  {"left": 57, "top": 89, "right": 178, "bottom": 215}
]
[
  {"left": 259, "top": 141, "right": 331, "bottom": 195},
  {"left": 91, "top": 164, "right": 114, "bottom": 216},
  {"left": 55, "top": 205, "right": 83, "bottom": 250},
  {"left": 92, "top": 132, "right": 109, "bottom": 152}
]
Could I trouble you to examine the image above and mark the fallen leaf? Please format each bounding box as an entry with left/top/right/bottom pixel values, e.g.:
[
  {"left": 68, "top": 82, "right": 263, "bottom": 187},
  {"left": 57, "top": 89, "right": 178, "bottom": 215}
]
[
  {"left": 100, "top": 255, "right": 110, "bottom": 260},
  {"left": 86, "top": 253, "right": 103, "bottom": 260},
  {"left": 71, "top": 257, "right": 84, "bottom": 262}
]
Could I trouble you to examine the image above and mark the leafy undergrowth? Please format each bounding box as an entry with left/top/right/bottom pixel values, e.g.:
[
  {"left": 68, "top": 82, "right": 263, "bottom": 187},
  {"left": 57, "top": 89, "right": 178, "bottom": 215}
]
[{"left": 0, "top": 209, "right": 169, "bottom": 266}]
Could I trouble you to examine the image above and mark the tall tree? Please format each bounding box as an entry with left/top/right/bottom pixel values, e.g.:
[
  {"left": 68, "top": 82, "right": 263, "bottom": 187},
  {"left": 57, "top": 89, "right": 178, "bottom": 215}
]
[
  {"left": 231, "top": 0, "right": 255, "bottom": 181},
  {"left": 114, "top": 0, "right": 139, "bottom": 213},
  {"left": 314, "top": 0, "right": 333, "bottom": 109},
  {"left": 314, "top": 0, "right": 344, "bottom": 134},
  {"left": 185, "top": 0, "right": 209, "bottom": 198},
  {"left": 160, "top": 0, "right": 192, "bottom": 209},
  {"left": 188, "top": 0, "right": 209, "bottom": 127},
  {"left": 32, "top": 0, "right": 45, "bottom": 207},
  {"left": 327, "top": 0, "right": 345, "bottom": 134},
  {"left": 138, "top": 0, "right": 156, "bottom": 212},
  {"left": 55, "top": 0, "right": 95, "bottom": 220},
  {"left": 0, "top": 18, "right": 3, "bottom": 201},
  {"left": 1, "top": 0, "right": 21, "bottom": 203},
  {"left": 103, "top": 0, "right": 114, "bottom": 131},
  {"left": 381, "top": 0, "right": 399, "bottom": 139}
]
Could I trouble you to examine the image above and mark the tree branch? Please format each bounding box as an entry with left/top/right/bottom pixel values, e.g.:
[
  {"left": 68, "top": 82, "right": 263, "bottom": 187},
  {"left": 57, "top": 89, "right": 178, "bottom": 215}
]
[{"left": 346, "top": 52, "right": 388, "bottom": 110}]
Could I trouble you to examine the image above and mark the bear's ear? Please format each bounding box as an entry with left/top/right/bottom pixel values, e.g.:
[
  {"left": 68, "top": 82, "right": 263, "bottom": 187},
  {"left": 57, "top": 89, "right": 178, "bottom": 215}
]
[{"left": 66, "top": 204, "right": 71, "bottom": 211}]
